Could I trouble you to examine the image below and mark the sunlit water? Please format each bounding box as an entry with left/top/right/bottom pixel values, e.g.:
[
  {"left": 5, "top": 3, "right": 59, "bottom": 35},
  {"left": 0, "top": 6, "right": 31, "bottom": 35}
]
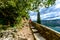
[
  {"left": 50, "top": 26, "right": 60, "bottom": 32},
  {"left": 33, "top": 21, "right": 60, "bottom": 32}
]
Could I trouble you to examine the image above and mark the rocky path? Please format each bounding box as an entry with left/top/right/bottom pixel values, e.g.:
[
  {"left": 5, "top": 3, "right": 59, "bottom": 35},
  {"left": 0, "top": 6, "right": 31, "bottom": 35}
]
[{"left": 0, "top": 18, "right": 35, "bottom": 40}]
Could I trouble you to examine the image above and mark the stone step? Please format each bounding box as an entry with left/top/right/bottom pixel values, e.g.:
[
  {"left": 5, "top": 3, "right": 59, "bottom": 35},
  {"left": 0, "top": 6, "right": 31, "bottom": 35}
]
[
  {"left": 34, "top": 33, "right": 46, "bottom": 40},
  {"left": 32, "top": 29, "right": 38, "bottom": 32},
  {"left": 31, "top": 27, "right": 35, "bottom": 29},
  {"left": 32, "top": 29, "right": 39, "bottom": 33},
  {"left": 33, "top": 31, "right": 39, "bottom": 33},
  {"left": 31, "top": 26, "right": 46, "bottom": 40}
]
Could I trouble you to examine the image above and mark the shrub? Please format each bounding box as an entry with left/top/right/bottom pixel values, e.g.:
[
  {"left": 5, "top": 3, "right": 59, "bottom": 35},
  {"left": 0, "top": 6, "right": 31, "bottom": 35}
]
[{"left": 0, "top": 0, "right": 29, "bottom": 27}]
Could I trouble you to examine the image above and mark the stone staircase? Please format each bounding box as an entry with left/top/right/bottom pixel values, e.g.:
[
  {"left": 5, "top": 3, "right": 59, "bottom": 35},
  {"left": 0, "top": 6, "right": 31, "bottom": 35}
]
[{"left": 31, "top": 26, "right": 46, "bottom": 40}]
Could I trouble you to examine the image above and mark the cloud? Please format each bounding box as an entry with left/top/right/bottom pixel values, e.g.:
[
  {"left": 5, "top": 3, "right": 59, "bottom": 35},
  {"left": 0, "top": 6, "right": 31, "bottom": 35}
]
[
  {"left": 55, "top": 4, "right": 60, "bottom": 8},
  {"left": 55, "top": 0, "right": 60, "bottom": 4},
  {"left": 29, "top": 11, "right": 37, "bottom": 21},
  {"left": 29, "top": 11, "right": 37, "bottom": 16},
  {"left": 40, "top": 0, "right": 60, "bottom": 20},
  {"left": 45, "top": 16, "right": 60, "bottom": 20},
  {"left": 29, "top": 0, "right": 60, "bottom": 21},
  {"left": 30, "top": 16, "right": 37, "bottom": 21},
  {"left": 41, "top": 11, "right": 60, "bottom": 20}
]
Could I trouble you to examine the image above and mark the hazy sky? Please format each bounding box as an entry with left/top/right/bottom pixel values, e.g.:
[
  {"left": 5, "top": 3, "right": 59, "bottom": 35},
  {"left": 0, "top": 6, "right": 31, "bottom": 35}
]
[{"left": 29, "top": 0, "right": 60, "bottom": 21}]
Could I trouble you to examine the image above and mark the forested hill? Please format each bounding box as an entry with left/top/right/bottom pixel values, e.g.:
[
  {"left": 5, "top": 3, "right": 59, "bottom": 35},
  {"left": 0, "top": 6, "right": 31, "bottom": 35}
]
[
  {"left": 41, "top": 19, "right": 60, "bottom": 27},
  {"left": 33, "top": 19, "right": 60, "bottom": 27}
]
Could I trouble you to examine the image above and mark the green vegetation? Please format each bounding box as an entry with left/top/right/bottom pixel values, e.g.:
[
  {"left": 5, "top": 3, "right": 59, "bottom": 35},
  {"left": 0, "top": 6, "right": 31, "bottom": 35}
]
[
  {"left": 0, "top": 0, "right": 56, "bottom": 30},
  {"left": 0, "top": 0, "right": 30, "bottom": 27},
  {"left": 37, "top": 11, "right": 41, "bottom": 24}
]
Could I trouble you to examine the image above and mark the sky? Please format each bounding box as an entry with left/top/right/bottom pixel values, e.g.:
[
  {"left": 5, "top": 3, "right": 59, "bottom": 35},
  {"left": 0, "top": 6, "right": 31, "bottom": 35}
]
[{"left": 29, "top": 0, "right": 60, "bottom": 21}]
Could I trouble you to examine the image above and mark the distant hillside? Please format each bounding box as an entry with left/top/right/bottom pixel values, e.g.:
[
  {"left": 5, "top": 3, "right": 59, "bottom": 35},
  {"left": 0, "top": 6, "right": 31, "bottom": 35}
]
[{"left": 33, "top": 19, "right": 60, "bottom": 27}]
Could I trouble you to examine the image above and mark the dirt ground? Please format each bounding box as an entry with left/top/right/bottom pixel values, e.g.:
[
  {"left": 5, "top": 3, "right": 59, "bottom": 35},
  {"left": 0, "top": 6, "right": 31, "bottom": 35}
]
[
  {"left": 17, "top": 18, "right": 35, "bottom": 40},
  {"left": 17, "top": 23, "right": 35, "bottom": 40}
]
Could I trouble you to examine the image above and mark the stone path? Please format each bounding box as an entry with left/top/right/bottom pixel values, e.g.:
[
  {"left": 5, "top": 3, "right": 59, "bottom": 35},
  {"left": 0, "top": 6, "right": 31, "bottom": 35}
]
[{"left": 0, "top": 18, "right": 35, "bottom": 40}]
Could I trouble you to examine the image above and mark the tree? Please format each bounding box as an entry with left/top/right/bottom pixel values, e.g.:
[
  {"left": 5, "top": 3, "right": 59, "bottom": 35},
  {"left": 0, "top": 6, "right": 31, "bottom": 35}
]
[
  {"left": 0, "top": 0, "right": 56, "bottom": 27},
  {"left": 37, "top": 11, "right": 41, "bottom": 24}
]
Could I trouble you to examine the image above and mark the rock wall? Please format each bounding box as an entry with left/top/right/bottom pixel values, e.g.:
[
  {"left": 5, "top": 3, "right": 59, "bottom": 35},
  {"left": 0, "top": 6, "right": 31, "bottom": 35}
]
[{"left": 31, "top": 22, "right": 60, "bottom": 40}]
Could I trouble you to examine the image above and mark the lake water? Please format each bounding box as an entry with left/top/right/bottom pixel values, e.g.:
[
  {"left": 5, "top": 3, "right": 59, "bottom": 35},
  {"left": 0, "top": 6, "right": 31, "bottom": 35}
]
[
  {"left": 51, "top": 27, "right": 60, "bottom": 32},
  {"left": 43, "top": 25, "right": 60, "bottom": 32},
  {"left": 33, "top": 21, "right": 60, "bottom": 32}
]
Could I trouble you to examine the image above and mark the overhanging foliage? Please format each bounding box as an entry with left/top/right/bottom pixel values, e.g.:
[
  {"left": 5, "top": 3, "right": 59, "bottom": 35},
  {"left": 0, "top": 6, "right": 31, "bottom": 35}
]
[{"left": 0, "top": 0, "right": 56, "bottom": 27}]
